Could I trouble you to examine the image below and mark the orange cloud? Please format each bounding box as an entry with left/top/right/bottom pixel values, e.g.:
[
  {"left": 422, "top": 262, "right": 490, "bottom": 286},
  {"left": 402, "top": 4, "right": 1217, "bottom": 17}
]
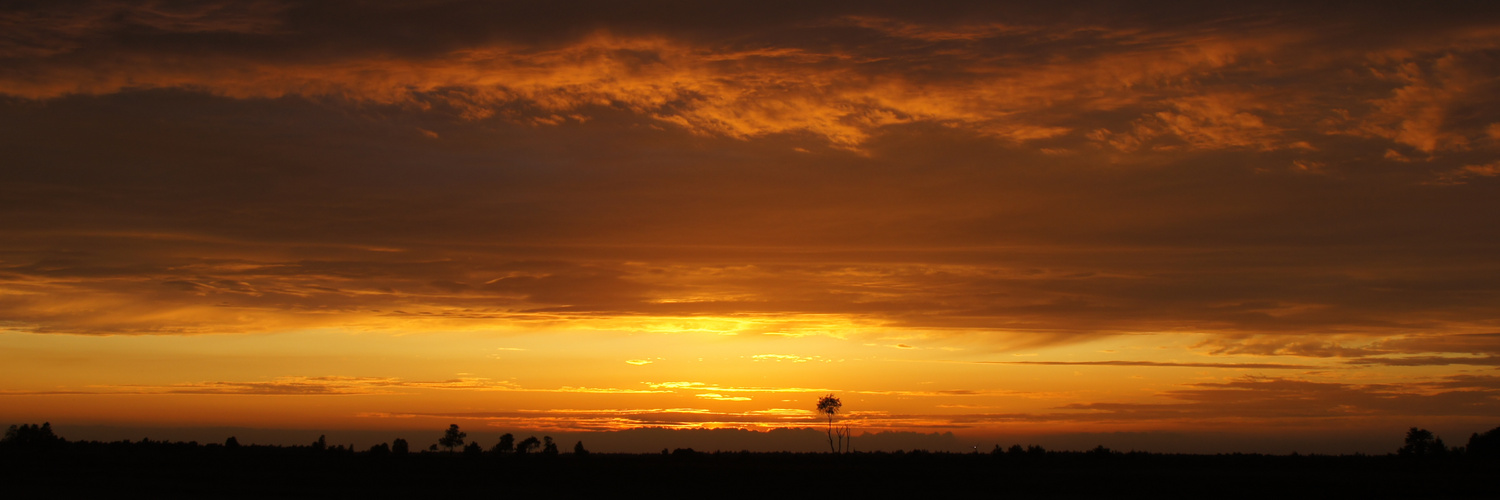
[
  {"left": 1430, "top": 161, "right": 1500, "bottom": 185},
  {"left": 1358, "top": 53, "right": 1500, "bottom": 153},
  {"left": 40, "top": 376, "right": 680, "bottom": 396},
  {"left": 0, "top": 8, "right": 1315, "bottom": 151},
  {"left": 1054, "top": 375, "right": 1500, "bottom": 422},
  {"left": 5, "top": 3, "right": 1500, "bottom": 450}
]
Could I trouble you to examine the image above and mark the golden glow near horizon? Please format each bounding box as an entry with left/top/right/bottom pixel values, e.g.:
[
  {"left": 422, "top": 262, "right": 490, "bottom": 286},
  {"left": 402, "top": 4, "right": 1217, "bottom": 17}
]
[{"left": 2, "top": 1, "right": 1498, "bottom": 452}]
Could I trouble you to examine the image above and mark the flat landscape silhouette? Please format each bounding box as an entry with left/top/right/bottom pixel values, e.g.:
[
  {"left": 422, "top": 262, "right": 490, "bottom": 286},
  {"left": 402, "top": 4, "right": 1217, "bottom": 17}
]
[
  {"left": 5, "top": 422, "right": 1499, "bottom": 498},
  {"left": 4, "top": 4, "right": 1500, "bottom": 498}
]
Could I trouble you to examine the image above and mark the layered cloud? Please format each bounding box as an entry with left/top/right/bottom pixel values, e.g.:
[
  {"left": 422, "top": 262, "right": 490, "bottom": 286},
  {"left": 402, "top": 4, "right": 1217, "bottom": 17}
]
[
  {"left": 2, "top": 1, "right": 1499, "bottom": 446},
  {"left": 4, "top": 1, "right": 1499, "bottom": 157},
  {"left": 339, "top": 374, "right": 1500, "bottom": 432},
  {"left": 1053, "top": 375, "right": 1500, "bottom": 423}
]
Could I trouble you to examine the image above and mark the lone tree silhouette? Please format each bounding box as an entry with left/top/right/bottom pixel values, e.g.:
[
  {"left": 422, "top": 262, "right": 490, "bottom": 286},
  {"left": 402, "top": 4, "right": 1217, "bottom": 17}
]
[
  {"left": 439, "top": 424, "right": 466, "bottom": 453},
  {"left": 817, "top": 393, "right": 849, "bottom": 453}
]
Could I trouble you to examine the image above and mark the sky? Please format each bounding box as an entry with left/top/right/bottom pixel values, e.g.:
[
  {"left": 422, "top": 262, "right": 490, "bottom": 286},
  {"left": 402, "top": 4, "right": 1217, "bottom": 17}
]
[{"left": 2, "top": 0, "right": 1498, "bottom": 454}]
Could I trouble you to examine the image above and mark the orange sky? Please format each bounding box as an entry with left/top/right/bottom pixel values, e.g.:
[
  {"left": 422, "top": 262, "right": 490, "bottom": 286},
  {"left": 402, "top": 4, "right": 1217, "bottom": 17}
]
[{"left": 2, "top": 1, "right": 1498, "bottom": 453}]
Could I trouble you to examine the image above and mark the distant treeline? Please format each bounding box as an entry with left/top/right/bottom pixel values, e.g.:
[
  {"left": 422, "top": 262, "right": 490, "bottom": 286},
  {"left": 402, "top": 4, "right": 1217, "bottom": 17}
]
[
  {"left": 5, "top": 422, "right": 1500, "bottom": 459},
  {"left": 4, "top": 422, "right": 1500, "bottom": 498}
]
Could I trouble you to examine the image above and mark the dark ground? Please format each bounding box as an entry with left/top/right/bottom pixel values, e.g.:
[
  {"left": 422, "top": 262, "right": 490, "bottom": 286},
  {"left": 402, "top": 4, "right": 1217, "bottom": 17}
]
[{"left": 3, "top": 445, "right": 1497, "bottom": 499}]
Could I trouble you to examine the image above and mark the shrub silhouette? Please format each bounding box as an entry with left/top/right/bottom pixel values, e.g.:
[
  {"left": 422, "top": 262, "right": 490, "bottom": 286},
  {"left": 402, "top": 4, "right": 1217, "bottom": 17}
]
[{"left": 392, "top": 438, "right": 409, "bottom": 455}]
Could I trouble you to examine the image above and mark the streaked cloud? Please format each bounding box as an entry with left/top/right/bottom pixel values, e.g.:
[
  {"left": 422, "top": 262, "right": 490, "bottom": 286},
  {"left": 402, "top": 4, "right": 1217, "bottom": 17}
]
[
  {"left": 982, "top": 360, "right": 1316, "bottom": 370},
  {"left": 643, "top": 382, "right": 829, "bottom": 394},
  {"left": 1050, "top": 375, "right": 1500, "bottom": 422},
  {"left": 750, "top": 354, "right": 831, "bottom": 363},
  {"left": 32, "top": 376, "right": 676, "bottom": 396},
  {"left": 1344, "top": 355, "right": 1500, "bottom": 367},
  {"left": 2, "top": 1, "right": 1499, "bottom": 451},
  {"left": 3, "top": 3, "right": 1499, "bottom": 344},
  {"left": 696, "top": 393, "right": 753, "bottom": 401}
]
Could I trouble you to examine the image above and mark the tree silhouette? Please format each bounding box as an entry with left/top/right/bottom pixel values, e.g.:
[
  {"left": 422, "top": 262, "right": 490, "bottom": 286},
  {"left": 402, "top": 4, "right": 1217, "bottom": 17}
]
[
  {"left": 2, "top": 423, "right": 64, "bottom": 448},
  {"left": 542, "top": 436, "right": 559, "bottom": 455},
  {"left": 312, "top": 435, "right": 327, "bottom": 451},
  {"left": 224, "top": 436, "right": 239, "bottom": 448},
  {"left": 493, "top": 433, "right": 515, "bottom": 454},
  {"left": 463, "top": 441, "right": 483, "bottom": 456},
  {"left": 1400, "top": 427, "right": 1447, "bottom": 457},
  {"left": 816, "top": 394, "right": 849, "bottom": 453},
  {"left": 573, "top": 441, "right": 589, "bottom": 456},
  {"left": 392, "top": 438, "right": 409, "bottom": 455},
  {"left": 1468, "top": 426, "right": 1500, "bottom": 459},
  {"left": 516, "top": 436, "right": 540, "bottom": 454},
  {"left": 439, "top": 424, "right": 466, "bottom": 453}
]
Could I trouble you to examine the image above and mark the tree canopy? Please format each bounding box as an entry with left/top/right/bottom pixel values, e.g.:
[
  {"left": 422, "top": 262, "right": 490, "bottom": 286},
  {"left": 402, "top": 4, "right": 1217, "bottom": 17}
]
[
  {"left": 1399, "top": 427, "right": 1447, "bottom": 457},
  {"left": 816, "top": 394, "right": 849, "bottom": 453},
  {"left": 2, "top": 423, "right": 64, "bottom": 448},
  {"left": 516, "top": 436, "right": 541, "bottom": 454},
  {"left": 439, "top": 424, "right": 467, "bottom": 452},
  {"left": 816, "top": 394, "right": 842, "bottom": 416}
]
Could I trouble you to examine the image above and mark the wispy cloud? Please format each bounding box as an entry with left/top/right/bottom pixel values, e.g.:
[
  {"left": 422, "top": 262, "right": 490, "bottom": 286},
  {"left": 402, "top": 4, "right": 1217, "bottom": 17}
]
[
  {"left": 980, "top": 360, "right": 1317, "bottom": 369},
  {"left": 1048, "top": 375, "right": 1500, "bottom": 422},
  {"left": 1344, "top": 355, "right": 1500, "bottom": 367},
  {"left": 51, "top": 376, "right": 673, "bottom": 396}
]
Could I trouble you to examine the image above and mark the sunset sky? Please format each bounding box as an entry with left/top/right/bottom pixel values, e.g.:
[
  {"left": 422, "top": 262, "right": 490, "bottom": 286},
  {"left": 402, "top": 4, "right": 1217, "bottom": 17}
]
[{"left": 2, "top": 0, "right": 1498, "bottom": 453}]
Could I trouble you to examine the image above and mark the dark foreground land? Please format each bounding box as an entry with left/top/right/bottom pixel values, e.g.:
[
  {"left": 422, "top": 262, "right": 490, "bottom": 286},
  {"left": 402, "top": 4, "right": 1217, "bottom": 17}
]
[{"left": 4, "top": 444, "right": 1498, "bottom": 499}]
